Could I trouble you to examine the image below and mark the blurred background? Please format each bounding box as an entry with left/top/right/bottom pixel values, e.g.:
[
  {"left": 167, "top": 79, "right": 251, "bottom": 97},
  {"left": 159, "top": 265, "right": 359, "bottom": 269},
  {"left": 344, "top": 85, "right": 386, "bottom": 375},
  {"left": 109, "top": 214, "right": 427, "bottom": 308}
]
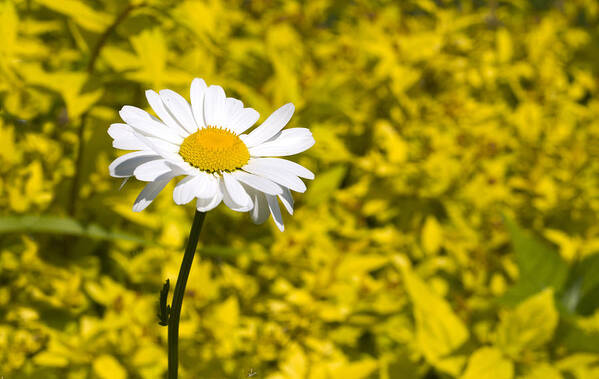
[{"left": 1, "top": 0, "right": 599, "bottom": 378}]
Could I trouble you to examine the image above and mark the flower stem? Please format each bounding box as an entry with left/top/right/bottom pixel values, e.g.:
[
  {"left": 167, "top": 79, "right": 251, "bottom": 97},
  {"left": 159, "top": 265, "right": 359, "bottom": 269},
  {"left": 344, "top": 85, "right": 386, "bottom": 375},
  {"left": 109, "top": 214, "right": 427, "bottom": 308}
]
[{"left": 168, "top": 210, "right": 206, "bottom": 379}]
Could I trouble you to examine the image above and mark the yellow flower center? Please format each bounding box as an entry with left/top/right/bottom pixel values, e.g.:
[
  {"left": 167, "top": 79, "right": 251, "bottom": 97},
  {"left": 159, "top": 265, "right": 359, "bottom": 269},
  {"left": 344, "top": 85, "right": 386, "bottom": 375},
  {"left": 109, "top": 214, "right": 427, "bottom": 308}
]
[{"left": 179, "top": 126, "right": 250, "bottom": 173}]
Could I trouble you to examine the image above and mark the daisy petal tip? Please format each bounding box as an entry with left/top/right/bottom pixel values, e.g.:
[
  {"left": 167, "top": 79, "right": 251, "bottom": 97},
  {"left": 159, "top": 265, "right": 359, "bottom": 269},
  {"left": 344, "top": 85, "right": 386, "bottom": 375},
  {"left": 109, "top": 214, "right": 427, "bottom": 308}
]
[
  {"left": 107, "top": 123, "right": 119, "bottom": 137},
  {"left": 192, "top": 77, "right": 207, "bottom": 88},
  {"left": 303, "top": 169, "right": 315, "bottom": 180},
  {"left": 119, "top": 104, "right": 136, "bottom": 114},
  {"left": 144, "top": 89, "right": 161, "bottom": 105},
  {"left": 158, "top": 89, "right": 173, "bottom": 101},
  {"left": 278, "top": 102, "right": 295, "bottom": 119},
  {"left": 108, "top": 162, "right": 119, "bottom": 177},
  {"left": 294, "top": 181, "right": 307, "bottom": 193}
]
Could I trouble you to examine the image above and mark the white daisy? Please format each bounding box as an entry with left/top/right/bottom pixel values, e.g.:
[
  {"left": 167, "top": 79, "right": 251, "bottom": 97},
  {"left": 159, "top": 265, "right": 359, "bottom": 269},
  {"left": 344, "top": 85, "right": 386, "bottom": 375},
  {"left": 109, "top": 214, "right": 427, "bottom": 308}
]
[{"left": 108, "top": 78, "right": 315, "bottom": 231}]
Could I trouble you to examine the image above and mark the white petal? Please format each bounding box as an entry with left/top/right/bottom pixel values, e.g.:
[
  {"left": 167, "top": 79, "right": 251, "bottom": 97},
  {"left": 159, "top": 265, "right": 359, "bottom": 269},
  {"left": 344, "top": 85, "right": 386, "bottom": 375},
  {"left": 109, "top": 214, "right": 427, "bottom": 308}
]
[
  {"left": 109, "top": 151, "right": 161, "bottom": 178},
  {"left": 266, "top": 194, "right": 284, "bottom": 232},
  {"left": 159, "top": 89, "right": 198, "bottom": 134},
  {"left": 134, "top": 159, "right": 184, "bottom": 182},
  {"left": 278, "top": 186, "right": 294, "bottom": 215},
  {"left": 108, "top": 123, "right": 147, "bottom": 151},
  {"left": 119, "top": 105, "right": 183, "bottom": 144},
  {"left": 127, "top": 129, "right": 183, "bottom": 163},
  {"left": 244, "top": 103, "right": 294, "bottom": 147},
  {"left": 222, "top": 191, "right": 248, "bottom": 212},
  {"left": 248, "top": 138, "right": 315, "bottom": 157},
  {"left": 225, "top": 97, "right": 244, "bottom": 126},
  {"left": 144, "top": 137, "right": 180, "bottom": 153},
  {"left": 196, "top": 173, "right": 218, "bottom": 199},
  {"left": 252, "top": 128, "right": 313, "bottom": 144},
  {"left": 248, "top": 158, "right": 314, "bottom": 179},
  {"left": 243, "top": 160, "right": 307, "bottom": 193},
  {"left": 231, "top": 171, "right": 282, "bottom": 196},
  {"left": 248, "top": 128, "right": 314, "bottom": 157},
  {"left": 222, "top": 172, "right": 253, "bottom": 211},
  {"left": 229, "top": 108, "right": 260, "bottom": 135},
  {"left": 190, "top": 78, "right": 208, "bottom": 128},
  {"left": 196, "top": 189, "right": 223, "bottom": 212},
  {"left": 203, "top": 85, "right": 227, "bottom": 127},
  {"left": 108, "top": 123, "right": 130, "bottom": 140},
  {"left": 250, "top": 190, "right": 270, "bottom": 224},
  {"left": 268, "top": 127, "right": 312, "bottom": 140},
  {"left": 132, "top": 178, "right": 171, "bottom": 212},
  {"left": 173, "top": 175, "right": 202, "bottom": 205},
  {"left": 112, "top": 135, "right": 145, "bottom": 151},
  {"left": 145, "top": 90, "right": 188, "bottom": 137},
  {"left": 133, "top": 159, "right": 169, "bottom": 181},
  {"left": 111, "top": 119, "right": 181, "bottom": 154}
]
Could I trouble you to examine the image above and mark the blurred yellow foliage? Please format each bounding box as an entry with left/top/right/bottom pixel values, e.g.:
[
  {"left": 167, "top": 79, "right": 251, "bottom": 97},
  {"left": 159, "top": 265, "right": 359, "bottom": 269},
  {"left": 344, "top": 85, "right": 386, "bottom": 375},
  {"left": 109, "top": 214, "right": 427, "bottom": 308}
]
[{"left": 1, "top": 0, "right": 599, "bottom": 378}]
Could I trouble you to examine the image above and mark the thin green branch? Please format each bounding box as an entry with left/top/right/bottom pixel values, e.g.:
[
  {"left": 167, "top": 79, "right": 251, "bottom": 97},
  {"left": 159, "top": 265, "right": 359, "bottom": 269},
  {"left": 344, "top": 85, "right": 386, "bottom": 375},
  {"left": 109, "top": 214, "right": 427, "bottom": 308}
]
[{"left": 68, "top": 3, "right": 140, "bottom": 216}]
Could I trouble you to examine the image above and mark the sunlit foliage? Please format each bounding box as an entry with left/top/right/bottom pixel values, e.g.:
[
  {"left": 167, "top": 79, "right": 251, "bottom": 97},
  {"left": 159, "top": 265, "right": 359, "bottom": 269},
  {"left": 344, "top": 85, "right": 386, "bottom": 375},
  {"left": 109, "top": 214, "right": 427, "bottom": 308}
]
[{"left": 1, "top": 0, "right": 599, "bottom": 378}]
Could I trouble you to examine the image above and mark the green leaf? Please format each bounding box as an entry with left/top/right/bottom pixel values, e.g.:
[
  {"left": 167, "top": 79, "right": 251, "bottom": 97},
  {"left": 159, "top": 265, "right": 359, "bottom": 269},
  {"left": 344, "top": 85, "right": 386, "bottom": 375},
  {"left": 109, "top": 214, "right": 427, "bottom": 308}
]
[
  {"left": 501, "top": 217, "right": 568, "bottom": 304},
  {"left": 0, "top": 1, "right": 18, "bottom": 57},
  {"left": 556, "top": 353, "right": 599, "bottom": 378},
  {"left": 337, "top": 254, "right": 388, "bottom": 277},
  {"left": 422, "top": 216, "right": 443, "bottom": 254},
  {"left": 399, "top": 260, "right": 469, "bottom": 376},
  {"left": 522, "top": 363, "right": 564, "bottom": 379},
  {"left": 496, "top": 289, "right": 559, "bottom": 357},
  {"left": 305, "top": 165, "right": 346, "bottom": 206},
  {"left": 461, "top": 348, "right": 513, "bottom": 379},
  {"left": 33, "top": 351, "right": 69, "bottom": 368},
  {"left": 124, "top": 28, "right": 193, "bottom": 88},
  {"left": 101, "top": 46, "right": 141, "bottom": 71},
  {"left": 569, "top": 253, "right": 599, "bottom": 315},
  {"left": 0, "top": 215, "right": 153, "bottom": 244},
  {"left": 555, "top": 317, "right": 599, "bottom": 354},
  {"left": 329, "top": 359, "right": 378, "bottom": 379},
  {"left": 92, "top": 355, "right": 127, "bottom": 379},
  {"left": 18, "top": 66, "right": 102, "bottom": 119},
  {"left": 35, "top": 0, "right": 111, "bottom": 33}
]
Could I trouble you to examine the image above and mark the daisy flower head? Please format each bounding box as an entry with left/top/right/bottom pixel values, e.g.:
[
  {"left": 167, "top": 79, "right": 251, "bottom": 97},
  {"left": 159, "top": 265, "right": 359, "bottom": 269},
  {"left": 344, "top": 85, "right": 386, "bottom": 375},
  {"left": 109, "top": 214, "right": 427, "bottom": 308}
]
[{"left": 108, "top": 78, "right": 315, "bottom": 231}]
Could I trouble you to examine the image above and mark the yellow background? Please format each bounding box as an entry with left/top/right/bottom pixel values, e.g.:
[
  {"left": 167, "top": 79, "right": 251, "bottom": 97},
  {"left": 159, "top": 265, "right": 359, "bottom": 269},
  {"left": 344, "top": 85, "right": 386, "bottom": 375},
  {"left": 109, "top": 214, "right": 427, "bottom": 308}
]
[{"left": 1, "top": 0, "right": 599, "bottom": 378}]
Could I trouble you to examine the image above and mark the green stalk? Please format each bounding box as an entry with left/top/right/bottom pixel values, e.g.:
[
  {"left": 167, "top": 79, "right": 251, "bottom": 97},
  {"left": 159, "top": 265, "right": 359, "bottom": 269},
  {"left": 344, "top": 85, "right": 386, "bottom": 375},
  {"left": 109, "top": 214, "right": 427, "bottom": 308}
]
[{"left": 168, "top": 210, "right": 206, "bottom": 379}]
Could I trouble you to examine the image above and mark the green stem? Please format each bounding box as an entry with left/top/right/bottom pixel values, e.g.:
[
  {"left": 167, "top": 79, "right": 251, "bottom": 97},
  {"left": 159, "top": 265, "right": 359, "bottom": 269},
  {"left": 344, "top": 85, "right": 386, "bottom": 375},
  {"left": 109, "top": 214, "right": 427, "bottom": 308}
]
[{"left": 168, "top": 210, "right": 206, "bottom": 379}]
